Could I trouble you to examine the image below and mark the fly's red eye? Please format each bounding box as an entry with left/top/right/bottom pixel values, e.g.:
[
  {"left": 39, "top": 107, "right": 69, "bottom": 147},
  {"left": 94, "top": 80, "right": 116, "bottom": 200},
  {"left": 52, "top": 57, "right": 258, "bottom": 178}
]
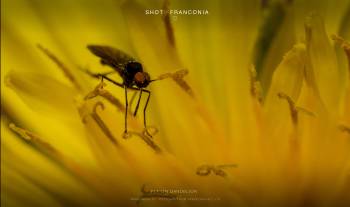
[
  {"left": 134, "top": 72, "right": 145, "bottom": 83},
  {"left": 135, "top": 72, "right": 150, "bottom": 88}
]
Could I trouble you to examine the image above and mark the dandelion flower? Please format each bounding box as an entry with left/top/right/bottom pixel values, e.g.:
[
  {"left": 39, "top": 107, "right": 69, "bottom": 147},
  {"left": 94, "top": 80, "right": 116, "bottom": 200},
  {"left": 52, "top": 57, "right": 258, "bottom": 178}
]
[{"left": 1, "top": 0, "right": 350, "bottom": 206}]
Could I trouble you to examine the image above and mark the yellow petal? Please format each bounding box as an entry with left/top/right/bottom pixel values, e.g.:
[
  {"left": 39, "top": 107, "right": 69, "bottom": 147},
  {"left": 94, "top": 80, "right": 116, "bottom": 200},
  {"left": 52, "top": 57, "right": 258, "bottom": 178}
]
[
  {"left": 305, "top": 13, "right": 343, "bottom": 115},
  {"left": 6, "top": 71, "right": 77, "bottom": 117},
  {"left": 1, "top": 121, "right": 103, "bottom": 206},
  {"left": 264, "top": 43, "right": 306, "bottom": 125},
  {"left": 2, "top": 74, "right": 95, "bottom": 164},
  {"left": 293, "top": 0, "right": 349, "bottom": 40},
  {"left": 254, "top": 2, "right": 296, "bottom": 93}
]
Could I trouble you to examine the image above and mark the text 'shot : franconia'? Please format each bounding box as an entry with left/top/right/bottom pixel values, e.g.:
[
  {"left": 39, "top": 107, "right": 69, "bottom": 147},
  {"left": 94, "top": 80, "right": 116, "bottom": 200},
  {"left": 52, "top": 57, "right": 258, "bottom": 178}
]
[{"left": 145, "top": 9, "right": 209, "bottom": 15}]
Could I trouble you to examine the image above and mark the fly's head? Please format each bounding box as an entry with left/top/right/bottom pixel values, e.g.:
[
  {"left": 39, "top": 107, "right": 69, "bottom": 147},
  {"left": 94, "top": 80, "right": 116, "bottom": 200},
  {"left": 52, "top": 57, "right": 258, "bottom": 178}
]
[
  {"left": 134, "top": 71, "right": 151, "bottom": 88},
  {"left": 125, "top": 61, "right": 151, "bottom": 88}
]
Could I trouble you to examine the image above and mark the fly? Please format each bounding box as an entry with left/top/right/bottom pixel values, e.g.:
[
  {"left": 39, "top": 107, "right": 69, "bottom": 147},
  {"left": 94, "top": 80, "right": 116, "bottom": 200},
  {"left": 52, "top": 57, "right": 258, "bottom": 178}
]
[{"left": 85, "top": 45, "right": 174, "bottom": 138}]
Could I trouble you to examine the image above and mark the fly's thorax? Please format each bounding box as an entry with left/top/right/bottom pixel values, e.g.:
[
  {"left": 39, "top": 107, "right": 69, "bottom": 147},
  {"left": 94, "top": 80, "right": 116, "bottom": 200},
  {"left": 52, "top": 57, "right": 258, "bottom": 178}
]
[
  {"left": 125, "top": 61, "right": 143, "bottom": 76},
  {"left": 123, "top": 61, "right": 143, "bottom": 87},
  {"left": 123, "top": 61, "right": 150, "bottom": 88}
]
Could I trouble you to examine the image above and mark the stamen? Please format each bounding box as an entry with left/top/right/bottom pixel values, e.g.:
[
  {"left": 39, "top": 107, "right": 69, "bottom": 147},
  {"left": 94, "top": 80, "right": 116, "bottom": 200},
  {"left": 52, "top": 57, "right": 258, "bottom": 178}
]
[
  {"left": 142, "top": 126, "right": 159, "bottom": 138},
  {"left": 156, "top": 69, "right": 188, "bottom": 80},
  {"left": 173, "top": 76, "right": 194, "bottom": 97},
  {"left": 277, "top": 92, "right": 298, "bottom": 125},
  {"left": 84, "top": 81, "right": 106, "bottom": 99},
  {"left": 83, "top": 102, "right": 118, "bottom": 146},
  {"left": 123, "top": 129, "right": 161, "bottom": 153},
  {"left": 162, "top": 0, "right": 176, "bottom": 47},
  {"left": 332, "top": 35, "right": 350, "bottom": 52},
  {"left": 212, "top": 168, "right": 228, "bottom": 177},
  {"left": 277, "top": 92, "right": 314, "bottom": 126},
  {"left": 37, "top": 44, "right": 81, "bottom": 90},
  {"left": 9, "top": 123, "right": 58, "bottom": 156},
  {"left": 249, "top": 65, "right": 263, "bottom": 103},
  {"left": 214, "top": 164, "right": 237, "bottom": 177},
  {"left": 339, "top": 124, "right": 350, "bottom": 135},
  {"left": 122, "top": 131, "right": 131, "bottom": 139},
  {"left": 85, "top": 82, "right": 125, "bottom": 112},
  {"left": 155, "top": 69, "right": 194, "bottom": 97},
  {"left": 332, "top": 34, "right": 350, "bottom": 76},
  {"left": 196, "top": 165, "right": 212, "bottom": 176},
  {"left": 196, "top": 164, "right": 237, "bottom": 178},
  {"left": 295, "top": 107, "right": 315, "bottom": 117},
  {"left": 84, "top": 84, "right": 160, "bottom": 151},
  {"left": 9, "top": 123, "right": 101, "bottom": 196},
  {"left": 216, "top": 164, "right": 238, "bottom": 169}
]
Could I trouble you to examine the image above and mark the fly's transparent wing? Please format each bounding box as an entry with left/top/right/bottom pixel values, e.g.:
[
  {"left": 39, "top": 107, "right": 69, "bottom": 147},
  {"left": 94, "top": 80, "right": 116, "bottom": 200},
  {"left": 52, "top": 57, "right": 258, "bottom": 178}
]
[{"left": 87, "top": 45, "right": 135, "bottom": 75}]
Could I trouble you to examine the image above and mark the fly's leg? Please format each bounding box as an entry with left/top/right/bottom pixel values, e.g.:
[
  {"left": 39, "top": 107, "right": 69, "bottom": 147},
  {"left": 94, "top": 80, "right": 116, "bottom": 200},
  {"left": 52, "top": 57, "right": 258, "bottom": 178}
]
[
  {"left": 133, "top": 89, "right": 143, "bottom": 116},
  {"left": 100, "top": 75, "right": 124, "bottom": 88},
  {"left": 142, "top": 90, "right": 152, "bottom": 137},
  {"left": 128, "top": 90, "right": 138, "bottom": 113},
  {"left": 128, "top": 88, "right": 157, "bottom": 137},
  {"left": 78, "top": 67, "right": 124, "bottom": 88},
  {"left": 123, "top": 86, "right": 130, "bottom": 138}
]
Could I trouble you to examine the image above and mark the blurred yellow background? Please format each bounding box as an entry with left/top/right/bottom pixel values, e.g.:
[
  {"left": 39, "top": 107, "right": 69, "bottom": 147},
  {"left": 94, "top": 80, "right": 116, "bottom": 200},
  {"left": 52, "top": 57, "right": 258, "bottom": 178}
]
[{"left": 1, "top": 0, "right": 350, "bottom": 206}]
